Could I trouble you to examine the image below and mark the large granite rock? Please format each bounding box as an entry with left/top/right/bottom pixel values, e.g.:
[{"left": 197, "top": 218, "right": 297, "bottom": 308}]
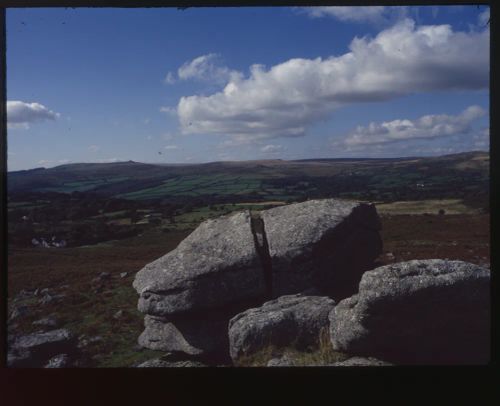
[
  {"left": 133, "top": 199, "right": 383, "bottom": 363},
  {"left": 261, "top": 199, "right": 382, "bottom": 299},
  {"left": 138, "top": 314, "right": 229, "bottom": 360},
  {"left": 8, "top": 329, "right": 77, "bottom": 368},
  {"left": 133, "top": 211, "right": 266, "bottom": 317},
  {"left": 228, "top": 294, "right": 335, "bottom": 362},
  {"left": 329, "top": 260, "right": 490, "bottom": 365}
]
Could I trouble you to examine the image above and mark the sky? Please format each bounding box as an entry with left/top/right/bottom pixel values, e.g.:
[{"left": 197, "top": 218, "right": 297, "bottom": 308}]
[{"left": 6, "top": 5, "right": 490, "bottom": 171}]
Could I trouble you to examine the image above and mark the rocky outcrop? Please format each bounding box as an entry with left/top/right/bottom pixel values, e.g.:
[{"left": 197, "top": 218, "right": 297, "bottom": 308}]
[
  {"left": 138, "top": 314, "right": 228, "bottom": 357},
  {"left": 133, "top": 199, "right": 382, "bottom": 363},
  {"left": 133, "top": 211, "right": 266, "bottom": 317},
  {"left": 8, "top": 329, "right": 78, "bottom": 368},
  {"left": 329, "top": 259, "right": 490, "bottom": 365},
  {"left": 228, "top": 294, "right": 335, "bottom": 362},
  {"left": 261, "top": 200, "right": 382, "bottom": 299}
]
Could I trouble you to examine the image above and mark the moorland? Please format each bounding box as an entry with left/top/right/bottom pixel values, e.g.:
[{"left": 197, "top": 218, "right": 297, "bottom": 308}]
[{"left": 7, "top": 150, "right": 490, "bottom": 366}]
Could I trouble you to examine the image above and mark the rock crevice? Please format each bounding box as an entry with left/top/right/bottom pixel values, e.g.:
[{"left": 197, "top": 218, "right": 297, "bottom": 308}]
[{"left": 250, "top": 212, "right": 273, "bottom": 300}]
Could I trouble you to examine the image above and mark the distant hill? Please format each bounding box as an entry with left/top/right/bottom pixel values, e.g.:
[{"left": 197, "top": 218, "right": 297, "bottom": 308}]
[{"left": 7, "top": 151, "right": 489, "bottom": 203}]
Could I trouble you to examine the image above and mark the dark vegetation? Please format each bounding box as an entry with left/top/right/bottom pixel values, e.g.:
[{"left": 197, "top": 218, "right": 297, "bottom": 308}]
[
  {"left": 7, "top": 151, "right": 490, "bottom": 367},
  {"left": 8, "top": 151, "right": 489, "bottom": 248}
]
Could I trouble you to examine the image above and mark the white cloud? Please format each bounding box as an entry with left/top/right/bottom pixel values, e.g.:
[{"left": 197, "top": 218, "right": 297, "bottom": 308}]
[
  {"left": 7, "top": 101, "right": 60, "bottom": 129},
  {"left": 160, "top": 106, "right": 177, "bottom": 117},
  {"left": 302, "top": 6, "right": 390, "bottom": 24},
  {"left": 58, "top": 159, "right": 71, "bottom": 164},
  {"left": 177, "top": 53, "right": 241, "bottom": 84},
  {"left": 144, "top": 118, "right": 151, "bottom": 125},
  {"left": 178, "top": 19, "right": 489, "bottom": 144},
  {"left": 337, "top": 105, "right": 486, "bottom": 148},
  {"left": 164, "top": 71, "right": 176, "bottom": 85},
  {"left": 88, "top": 145, "right": 100, "bottom": 152},
  {"left": 146, "top": 135, "right": 153, "bottom": 141},
  {"left": 164, "top": 145, "right": 178, "bottom": 150},
  {"left": 261, "top": 144, "right": 284, "bottom": 153},
  {"left": 38, "top": 159, "right": 53, "bottom": 166}
]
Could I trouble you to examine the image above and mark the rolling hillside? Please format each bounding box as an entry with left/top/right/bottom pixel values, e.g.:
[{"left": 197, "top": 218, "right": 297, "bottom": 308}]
[{"left": 8, "top": 151, "right": 489, "bottom": 205}]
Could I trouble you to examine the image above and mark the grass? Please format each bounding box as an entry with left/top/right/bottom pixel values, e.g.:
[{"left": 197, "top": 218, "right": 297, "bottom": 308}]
[
  {"left": 376, "top": 199, "right": 481, "bottom": 215},
  {"left": 116, "top": 174, "right": 281, "bottom": 201},
  {"left": 235, "top": 328, "right": 349, "bottom": 367},
  {"left": 8, "top": 229, "right": 190, "bottom": 367}
]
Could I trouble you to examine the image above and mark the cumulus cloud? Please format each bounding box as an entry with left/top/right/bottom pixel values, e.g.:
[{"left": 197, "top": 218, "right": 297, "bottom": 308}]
[
  {"left": 164, "top": 145, "right": 178, "bottom": 150},
  {"left": 339, "top": 106, "right": 486, "bottom": 148},
  {"left": 177, "top": 53, "right": 241, "bottom": 84},
  {"left": 261, "top": 144, "right": 284, "bottom": 153},
  {"left": 302, "top": 6, "right": 390, "bottom": 24},
  {"left": 178, "top": 19, "right": 489, "bottom": 143},
  {"left": 7, "top": 101, "right": 60, "bottom": 129}
]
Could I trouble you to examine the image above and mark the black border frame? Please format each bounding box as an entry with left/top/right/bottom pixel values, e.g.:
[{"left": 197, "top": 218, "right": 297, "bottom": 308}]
[{"left": 0, "top": 1, "right": 496, "bottom": 403}]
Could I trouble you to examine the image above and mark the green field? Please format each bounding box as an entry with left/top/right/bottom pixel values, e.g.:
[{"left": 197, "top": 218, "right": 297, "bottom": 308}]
[
  {"left": 40, "top": 176, "right": 132, "bottom": 193},
  {"left": 117, "top": 174, "right": 266, "bottom": 200}
]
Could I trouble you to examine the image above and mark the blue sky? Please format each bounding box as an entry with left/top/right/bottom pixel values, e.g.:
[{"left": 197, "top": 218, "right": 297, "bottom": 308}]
[{"left": 6, "top": 6, "right": 490, "bottom": 170}]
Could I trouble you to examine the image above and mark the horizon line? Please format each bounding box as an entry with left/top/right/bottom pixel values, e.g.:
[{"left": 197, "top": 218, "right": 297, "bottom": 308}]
[{"left": 7, "top": 150, "right": 489, "bottom": 173}]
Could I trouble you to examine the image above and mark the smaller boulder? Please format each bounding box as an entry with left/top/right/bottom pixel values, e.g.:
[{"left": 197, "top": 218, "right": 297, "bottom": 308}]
[
  {"left": 33, "top": 315, "right": 58, "bottom": 328},
  {"left": 331, "top": 357, "right": 392, "bottom": 366},
  {"left": 228, "top": 294, "right": 335, "bottom": 362},
  {"left": 9, "top": 305, "right": 29, "bottom": 322},
  {"left": 138, "top": 315, "right": 229, "bottom": 359},
  {"left": 267, "top": 354, "right": 297, "bottom": 367},
  {"left": 137, "top": 358, "right": 207, "bottom": 368},
  {"left": 45, "top": 354, "right": 70, "bottom": 368},
  {"left": 9, "top": 329, "right": 77, "bottom": 367},
  {"left": 39, "top": 293, "right": 66, "bottom": 305},
  {"left": 113, "top": 310, "right": 124, "bottom": 320}
]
